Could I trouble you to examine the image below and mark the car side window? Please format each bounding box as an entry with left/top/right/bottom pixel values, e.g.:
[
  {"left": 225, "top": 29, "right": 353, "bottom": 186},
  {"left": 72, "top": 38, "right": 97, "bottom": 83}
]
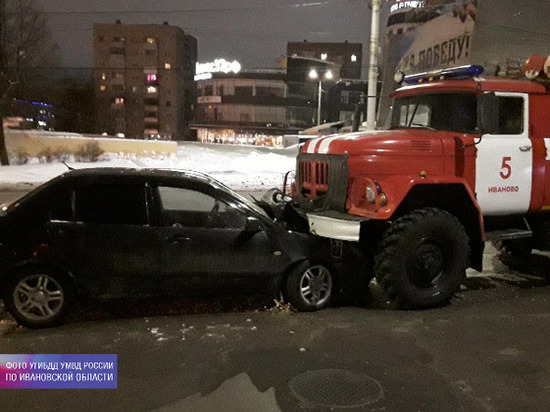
[
  {"left": 158, "top": 186, "right": 247, "bottom": 229},
  {"left": 74, "top": 184, "right": 148, "bottom": 225},
  {"left": 49, "top": 190, "right": 74, "bottom": 222}
]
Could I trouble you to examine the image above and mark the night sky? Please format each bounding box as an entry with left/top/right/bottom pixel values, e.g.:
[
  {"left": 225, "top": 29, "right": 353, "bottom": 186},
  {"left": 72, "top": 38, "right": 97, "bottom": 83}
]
[{"left": 35, "top": 0, "right": 391, "bottom": 73}]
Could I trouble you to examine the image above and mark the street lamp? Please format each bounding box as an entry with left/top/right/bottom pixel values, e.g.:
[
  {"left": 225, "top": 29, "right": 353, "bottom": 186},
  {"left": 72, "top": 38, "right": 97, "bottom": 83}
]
[{"left": 309, "top": 68, "right": 333, "bottom": 126}]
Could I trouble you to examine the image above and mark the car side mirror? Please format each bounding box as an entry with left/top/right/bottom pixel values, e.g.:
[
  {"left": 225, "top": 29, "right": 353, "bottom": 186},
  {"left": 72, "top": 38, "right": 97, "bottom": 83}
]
[
  {"left": 244, "top": 216, "right": 262, "bottom": 233},
  {"left": 478, "top": 92, "right": 499, "bottom": 135}
]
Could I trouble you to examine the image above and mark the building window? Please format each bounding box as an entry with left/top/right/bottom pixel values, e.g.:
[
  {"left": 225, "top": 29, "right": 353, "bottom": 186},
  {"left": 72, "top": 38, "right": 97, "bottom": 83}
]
[
  {"left": 147, "top": 73, "right": 157, "bottom": 82},
  {"left": 350, "top": 54, "right": 357, "bottom": 62},
  {"left": 341, "top": 91, "right": 350, "bottom": 104},
  {"left": 321, "top": 53, "right": 328, "bottom": 61},
  {"left": 164, "top": 63, "right": 171, "bottom": 70},
  {"left": 115, "top": 97, "right": 124, "bottom": 105},
  {"left": 112, "top": 84, "right": 124, "bottom": 92},
  {"left": 256, "top": 86, "right": 284, "bottom": 97},
  {"left": 115, "top": 117, "right": 125, "bottom": 131},
  {"left": 146, "top": 37, "right": 156, "bottom": 44},
  {"left": 145, "top": 49, "right": 156, "bottom": 56},
  {"left": 99, "top": 85, "right": 106, "bottom": 92},
  {"left": 235, "top": 86, "right": 253, "bottom": 98},
  {"left": 147, "top": 86, "right": 158, "bottom": 94},
  {"left": 166, "top": 101, "right": 171, "bottom": 107},
  {"left": 217, "top": 85, "right": 224, "bottom": 96},
  {"left": 204, "top": 85, "right": 213, "bottom": 96},
  {"left": 101, "top": 72, "right": 106, "bottom": 80}
]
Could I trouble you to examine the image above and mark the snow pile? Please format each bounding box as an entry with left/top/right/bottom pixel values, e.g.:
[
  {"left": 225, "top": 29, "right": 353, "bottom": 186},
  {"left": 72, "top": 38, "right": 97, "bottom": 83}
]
[{"left": 0, "top": 141, "right": 299, "bottom": 192}]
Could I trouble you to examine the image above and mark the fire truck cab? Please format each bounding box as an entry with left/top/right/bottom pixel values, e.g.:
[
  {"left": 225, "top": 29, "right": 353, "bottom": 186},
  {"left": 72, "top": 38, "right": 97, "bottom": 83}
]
[{"left": 293, "top": 64, "right": 550, "bottom": 308}]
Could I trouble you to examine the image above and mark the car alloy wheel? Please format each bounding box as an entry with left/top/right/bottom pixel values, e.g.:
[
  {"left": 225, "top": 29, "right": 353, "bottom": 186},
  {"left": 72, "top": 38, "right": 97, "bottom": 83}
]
[
  {"left": 286, "top": 261, "right": 334, "bottom": 311},
  {"left": 13, "top": 274, "right": 65, "bottom": 321}
]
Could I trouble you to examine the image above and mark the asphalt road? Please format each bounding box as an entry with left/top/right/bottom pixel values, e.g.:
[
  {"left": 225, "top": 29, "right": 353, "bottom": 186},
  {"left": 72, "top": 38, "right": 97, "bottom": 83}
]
[
  {"left": 1, "top": 279, "right": 550, "bottom": 412},
  {"left": 0, "top": 191, "right": 27, "bottom": 205},
  {"left": 3, "top": 189, "right": 550, "bottom": 410}
]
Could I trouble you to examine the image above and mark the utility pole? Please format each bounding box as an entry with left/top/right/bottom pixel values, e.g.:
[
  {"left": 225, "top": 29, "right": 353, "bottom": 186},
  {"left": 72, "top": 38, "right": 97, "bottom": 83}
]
[
  {"left": 365, "top": 0, "right": 380, "bottom": 130},
  {"left": 0, "top": 0, "right": 10, "bottom": 165}
]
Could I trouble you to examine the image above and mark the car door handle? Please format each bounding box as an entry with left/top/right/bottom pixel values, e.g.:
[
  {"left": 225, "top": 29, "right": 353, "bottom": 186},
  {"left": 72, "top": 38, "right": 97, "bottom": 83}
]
[
  {"left": 166, "top": 234, "right": 191, "bottom": 244},
  {"left": 519, "top": 145, "right": 532, "bottom": 152}
]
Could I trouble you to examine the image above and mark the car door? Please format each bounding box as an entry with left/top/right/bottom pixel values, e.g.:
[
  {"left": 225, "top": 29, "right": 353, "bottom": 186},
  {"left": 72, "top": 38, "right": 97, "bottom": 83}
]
[
  {"left": 155, "top": 185, "right": 275, "bottom": 295},
  {"left": 46, "top": 182, "right": 161, "bottom": 297},
  {"left": 475, "top": 93, "right": 532, "bottom": 215}
]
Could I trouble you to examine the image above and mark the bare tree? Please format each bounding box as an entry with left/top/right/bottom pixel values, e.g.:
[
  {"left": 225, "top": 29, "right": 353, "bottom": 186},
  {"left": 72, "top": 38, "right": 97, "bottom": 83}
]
[
  {"left": 0, "top": 0, "right": 58, "bottom": 165},
  {"left": 0, "top": 0, "right": 9, "bottom": 165}
]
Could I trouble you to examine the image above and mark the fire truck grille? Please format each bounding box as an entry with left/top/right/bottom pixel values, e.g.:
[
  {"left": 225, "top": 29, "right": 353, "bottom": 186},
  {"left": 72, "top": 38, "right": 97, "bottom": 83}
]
[
  {"left": 299, "top": 160, "right": 329, "bottom": 198},
  {"left": 295, "top": 154, "right": 348, "bottom": 212}
]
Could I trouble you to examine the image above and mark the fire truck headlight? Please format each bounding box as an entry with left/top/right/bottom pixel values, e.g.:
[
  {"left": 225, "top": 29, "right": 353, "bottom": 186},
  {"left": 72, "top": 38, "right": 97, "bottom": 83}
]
[{"left": 365, "top": 183, "right": 376, "bottom": 203}]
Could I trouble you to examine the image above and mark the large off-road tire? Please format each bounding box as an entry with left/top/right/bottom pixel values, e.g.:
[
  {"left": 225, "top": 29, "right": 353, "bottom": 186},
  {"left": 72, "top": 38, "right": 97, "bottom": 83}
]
[
  {"left": 374, "top": 208, "right": 469, "bottom": 309},
  {"left": 4, "top": 268, "right": 73, "bottom": 328},
  {"left": 285, "top": 261, "right": 334, "bottom": 311}
]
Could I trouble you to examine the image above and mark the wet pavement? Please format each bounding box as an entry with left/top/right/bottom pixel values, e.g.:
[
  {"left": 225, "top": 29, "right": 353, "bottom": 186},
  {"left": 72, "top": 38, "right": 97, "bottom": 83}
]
[
  {"left": 1, "top": 265, "right": 550, "bottom": 411},
  {"left": 3, "top": 190, "right": 550, "bottom": 410}
]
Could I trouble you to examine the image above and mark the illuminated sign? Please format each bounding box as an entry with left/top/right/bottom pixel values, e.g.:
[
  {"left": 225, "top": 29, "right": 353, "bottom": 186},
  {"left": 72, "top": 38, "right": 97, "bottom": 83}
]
[
  {"left": 390, "top": 0, "right": 426, "bottom": 14},
  {"left": 194, "top": 59, "right": 242, "bottom": 81}
]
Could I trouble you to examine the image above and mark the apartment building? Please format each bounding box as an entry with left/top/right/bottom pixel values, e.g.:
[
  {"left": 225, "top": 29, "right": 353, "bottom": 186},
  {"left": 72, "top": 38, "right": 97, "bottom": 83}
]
[{"left": 93, "top": 21, "right": 197, "bottom": 140}]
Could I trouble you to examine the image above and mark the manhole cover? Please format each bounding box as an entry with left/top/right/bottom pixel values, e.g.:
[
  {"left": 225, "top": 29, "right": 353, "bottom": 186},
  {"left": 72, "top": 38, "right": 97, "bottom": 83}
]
[{"left": 288, "top": 369, "right": 383, "bottom": 408}]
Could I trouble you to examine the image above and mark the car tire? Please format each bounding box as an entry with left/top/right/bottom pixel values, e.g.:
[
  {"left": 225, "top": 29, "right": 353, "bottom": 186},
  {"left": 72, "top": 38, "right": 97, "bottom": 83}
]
[
  {"left": 285, "top": 261, "right": 333, "bottom": 311},
  {"left": 4, "top": 268, "right": 73, "bottom": 328},
  {"left": 374, "top": 208, "right": 469, "bottom": 309}
]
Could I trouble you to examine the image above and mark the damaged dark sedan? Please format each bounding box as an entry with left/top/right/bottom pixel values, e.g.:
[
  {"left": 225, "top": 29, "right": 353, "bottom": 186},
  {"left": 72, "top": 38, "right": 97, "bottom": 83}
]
[{"left": 0, "top": 168, "right": 361, "bottom": 328}]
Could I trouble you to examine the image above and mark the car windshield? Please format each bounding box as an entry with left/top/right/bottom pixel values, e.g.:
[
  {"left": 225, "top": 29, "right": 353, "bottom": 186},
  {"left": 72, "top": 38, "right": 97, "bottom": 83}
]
[
  {"left": 208, "top": 179, "right": 272, "bottom": 221},
  {"left": 390, "top": 92, "right": 478, "bottom": 133}
]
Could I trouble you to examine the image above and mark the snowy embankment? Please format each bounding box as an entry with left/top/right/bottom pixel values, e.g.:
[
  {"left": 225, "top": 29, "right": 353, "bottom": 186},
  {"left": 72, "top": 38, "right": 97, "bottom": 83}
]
[{"left": 0, "top": 141, "right": 299, "bottom": 192}]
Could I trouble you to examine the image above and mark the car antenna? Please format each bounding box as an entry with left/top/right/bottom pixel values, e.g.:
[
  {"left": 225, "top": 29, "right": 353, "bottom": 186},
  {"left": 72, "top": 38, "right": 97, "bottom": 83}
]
[
  {"left": 61, "top": 160, "right": 74, "bottom": 170},
  {"left": 26, "top": 132, "right": 75, "bottom": 170}
]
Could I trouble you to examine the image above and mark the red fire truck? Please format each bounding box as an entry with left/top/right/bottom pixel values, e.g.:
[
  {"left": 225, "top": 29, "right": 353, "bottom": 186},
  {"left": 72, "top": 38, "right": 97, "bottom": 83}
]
[{"left": 293, "top": 63, "right": 550, "bottom": 309}]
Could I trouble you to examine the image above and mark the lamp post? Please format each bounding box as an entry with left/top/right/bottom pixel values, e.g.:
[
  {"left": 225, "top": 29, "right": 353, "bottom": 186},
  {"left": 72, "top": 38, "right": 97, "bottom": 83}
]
[
  {"left": 365, "top": 0, "right": 380, "bottom": 130},
  {"left": 309, "top": 68, "right": 333, "bottom": 126}
]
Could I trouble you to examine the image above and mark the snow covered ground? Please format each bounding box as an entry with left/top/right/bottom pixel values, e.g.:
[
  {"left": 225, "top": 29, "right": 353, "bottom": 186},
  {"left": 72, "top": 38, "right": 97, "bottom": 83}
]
[{"left": 0, "top": 141, "right": 299, "bottom": 192}]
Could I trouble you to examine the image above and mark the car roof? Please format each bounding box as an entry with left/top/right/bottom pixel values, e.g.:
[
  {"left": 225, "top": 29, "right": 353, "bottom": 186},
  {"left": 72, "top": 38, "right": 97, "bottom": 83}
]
[{"left": 59, "top": 167, "right": 218, "bottom": 185}]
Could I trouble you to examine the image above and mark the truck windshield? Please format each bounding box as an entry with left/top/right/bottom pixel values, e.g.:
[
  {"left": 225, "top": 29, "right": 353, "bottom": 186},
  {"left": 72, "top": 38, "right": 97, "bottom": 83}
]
[{"left": 390, "top": 92, "right": 478, "bottom": 133}]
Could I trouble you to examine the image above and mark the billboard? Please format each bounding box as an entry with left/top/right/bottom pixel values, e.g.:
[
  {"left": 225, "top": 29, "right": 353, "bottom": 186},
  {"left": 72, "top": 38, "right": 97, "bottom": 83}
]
[
  {"left": 378, "top": 0, "right": 550, "bottom": 124},
  {"left": 379, "top": 1, "right": 478, "bottom": 123}
]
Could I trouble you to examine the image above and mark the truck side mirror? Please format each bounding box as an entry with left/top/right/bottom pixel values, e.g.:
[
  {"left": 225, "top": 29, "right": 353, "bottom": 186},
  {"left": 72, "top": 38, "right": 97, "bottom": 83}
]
[{"left": 478, "top": 92, "right": 499, "bottom": 134}]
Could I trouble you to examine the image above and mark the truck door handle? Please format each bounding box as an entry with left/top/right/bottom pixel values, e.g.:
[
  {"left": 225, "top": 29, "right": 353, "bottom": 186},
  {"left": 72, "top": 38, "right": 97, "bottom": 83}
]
[
  {"left": 166, "top": 234, "right": 191, "bottom": 244},
  {"left": 519, "top": 145, "right": 532, "bottom": 152}
]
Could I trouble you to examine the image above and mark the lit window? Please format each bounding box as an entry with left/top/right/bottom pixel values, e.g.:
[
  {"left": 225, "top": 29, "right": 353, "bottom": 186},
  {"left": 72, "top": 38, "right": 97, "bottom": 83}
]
[
  {"left": 101, "top": 72, "right": 106, "bottom": 80},
  {"left": 321, "top": 53, "right": 328, "bottom": 61},
  {"left": 147, "top": 74, "right": 157, "bottom": 82},
  {"left": 147, "top": 86, "right": 158, "bottom": 94},
  {"left": 100, "top": 85, "right": 106, "bottom": 91},
  {"left": 165, "top": 63, "right": 172, "bottom": 70},
  {"left": 115, "top": 97, "right": 124, "bottom": 104},
  {"left": 146, "top": 37, "right": 156, "bottom": 44},
  {"left": 351, "top": 54, "right": 357, "bottom": 62}
]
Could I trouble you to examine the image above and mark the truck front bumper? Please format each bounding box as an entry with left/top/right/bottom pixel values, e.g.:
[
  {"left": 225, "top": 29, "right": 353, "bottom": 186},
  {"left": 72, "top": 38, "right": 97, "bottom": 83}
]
[{"left": 307, "top": 211, "right": 364, "bottom": 242}]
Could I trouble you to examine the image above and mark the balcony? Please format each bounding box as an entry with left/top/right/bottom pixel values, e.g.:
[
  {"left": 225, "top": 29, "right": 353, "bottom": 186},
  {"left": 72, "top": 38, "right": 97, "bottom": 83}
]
[
  {"left": 144, "top": 116, "right": 159, "bottom": 124},
  {"left": 109, "top": 47, "right": 125, "bottom": 55}
]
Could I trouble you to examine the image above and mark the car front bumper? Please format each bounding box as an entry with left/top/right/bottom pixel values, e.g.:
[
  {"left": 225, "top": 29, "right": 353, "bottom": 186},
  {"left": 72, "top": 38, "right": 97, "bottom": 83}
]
[{"left": 307, "top": 211, "right": 364, "bottom": 242}]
